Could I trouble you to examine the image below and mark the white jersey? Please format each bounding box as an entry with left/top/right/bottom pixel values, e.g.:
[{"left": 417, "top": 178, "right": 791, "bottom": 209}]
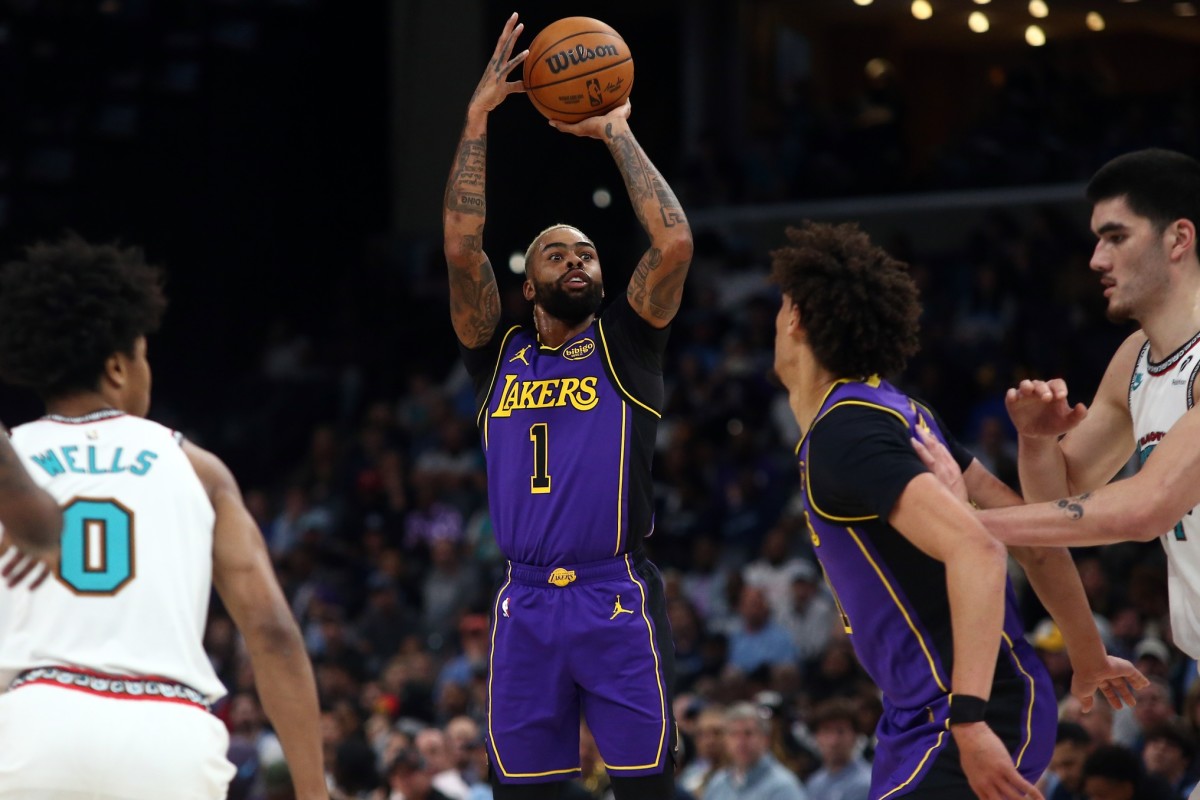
[
  {"left": 0, "top": 409, "right": 225, "bottom": 703},
  {"left": 1129, "top": 331, "right": 1200, "bottom": 659}
]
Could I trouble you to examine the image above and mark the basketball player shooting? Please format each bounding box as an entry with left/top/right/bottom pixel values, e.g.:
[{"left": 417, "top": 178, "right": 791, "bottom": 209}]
[{"left": 443, "top": 12, "right": 693, "bottom": 800}]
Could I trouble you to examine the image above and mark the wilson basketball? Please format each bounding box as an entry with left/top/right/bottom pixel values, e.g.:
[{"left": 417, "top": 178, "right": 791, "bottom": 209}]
[{"left": 523, "top": 17, "right": 634, "bottom": 123}]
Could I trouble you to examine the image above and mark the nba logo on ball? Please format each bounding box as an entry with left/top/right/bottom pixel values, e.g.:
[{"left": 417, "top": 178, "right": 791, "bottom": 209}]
[{"left": 523, "top": 17, "right": 634, "bottom": 122}]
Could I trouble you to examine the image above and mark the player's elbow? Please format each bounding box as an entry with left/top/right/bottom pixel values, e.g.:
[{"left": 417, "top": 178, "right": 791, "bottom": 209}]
[
  {"left": 1121, "top": 487, "right": 1182, "bottom": 543},
  {"left": 659, "top": 230, "right": 693, "bottom": 264},
  {"left": 443, "top": 237, "right": 472, "bottom": 267},
  {"left": 240, "top": 604, "right": 305, "bottom": 657}
]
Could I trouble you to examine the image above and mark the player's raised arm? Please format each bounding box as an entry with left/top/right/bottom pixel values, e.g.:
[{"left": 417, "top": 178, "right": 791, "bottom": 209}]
[
  {"left": 550, "top": 102, "right": 693, "bottom": 328},
  {"left": 184, "top": 441, "right": 328, "bottom": 800},
  {"left": 1008, "top": 334, "right": 1141, "bottom": 502},
  {"left": 442, "top": 13, "right": 528, "bottom": 348},
  {"left": 0, "top": 422, "right": 60, "bottom": 577}
]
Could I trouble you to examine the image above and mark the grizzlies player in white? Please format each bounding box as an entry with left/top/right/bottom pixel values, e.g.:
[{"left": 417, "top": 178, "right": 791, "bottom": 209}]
[
  {"left": 0, "top": 236, "right": 328, "bottom": 800},
  {"left": 916, "top": 149, "right": 1200, "bottom": 662}
]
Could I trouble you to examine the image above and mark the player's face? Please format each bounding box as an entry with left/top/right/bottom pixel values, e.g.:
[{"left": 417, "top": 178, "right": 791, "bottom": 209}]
[
  {"left": 525, "top": 227, "right": 604, "bottom": 325},
  {"left": 1090, "top": 196, "right": 1173, "bottom": 323}
]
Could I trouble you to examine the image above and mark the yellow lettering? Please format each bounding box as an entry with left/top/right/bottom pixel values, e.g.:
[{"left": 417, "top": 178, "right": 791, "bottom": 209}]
[
  {"left": 569, "top": 377, "right": 600, "bottom": 411},
  {"left": 555, "top": 377, "right": 581, "bottom": 407},
  {"left": 491, "top": 375, "right": 520, "bottom": 418},
  {"left": 519, "top": 380, "right": 538, "bottom": 409},
  {"left": 493, "top": 376, "right": 599, "bottom": 416},
  {"left": 536, "top": 380, "right": 557, "bottom": 407}
]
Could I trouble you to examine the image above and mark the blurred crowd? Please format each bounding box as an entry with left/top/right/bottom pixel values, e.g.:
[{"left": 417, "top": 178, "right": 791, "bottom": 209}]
[{"left": 198, "top": 208, "right": 1200, "bottom": 800}]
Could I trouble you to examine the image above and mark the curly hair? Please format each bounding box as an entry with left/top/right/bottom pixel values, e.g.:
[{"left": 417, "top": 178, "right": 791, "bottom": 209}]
[
  {"left": 770, "top": 221, "right": 920, "bottom": 379},
  {"left": 0, "top": 233, "right": 167, "bottom": 400}
]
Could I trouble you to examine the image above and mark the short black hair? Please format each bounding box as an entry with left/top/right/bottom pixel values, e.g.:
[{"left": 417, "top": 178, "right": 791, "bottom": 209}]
[
  {"left": 0, "top": 234, "right": 166, "bottom": 400},
  {"left": 1056, "top": 721, "right": 1091, "bottom": 747},
  {"left": 810, "top": 698, "right": 860, "bottom": 733},
  {"left": 770, "top": 221, "right": 921, "bottom": 379},
  {"left": 1082, "top": 744, "right": 1141, "bottom": 786},
  {"left": 1086, "top": 148, "right": 1200, "bottom": 232},
  {"left": 1144, "top": 720, "right": 1197, "bottom": 761}
]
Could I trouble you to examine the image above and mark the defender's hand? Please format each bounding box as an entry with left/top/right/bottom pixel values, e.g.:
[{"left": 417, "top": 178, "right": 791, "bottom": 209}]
[
  {"left": 467, "top": 12, "right": 528, "bottom": 116},
  {"left": 549, "top": 99, "right": 632, "bottom": 140},
  {"left": 912, "top": 426, "right": 969, "bottom": 505},
  {"left": 1070, "top": 653, "right": 1148, "bottom": 711},
  {"left": 1005, "top": 379, "right": 1088, "bottom": 438}
]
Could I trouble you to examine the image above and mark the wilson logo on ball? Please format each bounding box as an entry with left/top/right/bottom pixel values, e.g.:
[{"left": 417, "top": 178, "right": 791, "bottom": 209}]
[{"left": 543, "top": 43, "right": 621, "bottom": 75}]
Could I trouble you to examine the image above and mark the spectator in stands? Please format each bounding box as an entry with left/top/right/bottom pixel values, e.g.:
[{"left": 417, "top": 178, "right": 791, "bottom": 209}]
[
  {"left": 705, "top": 702, "right": 808, "bottom": 800},
  {"left": 1141, "top": 722, "right": 1198, "bottom": 798},
  {"left": 804, "top": 699, "right": 871, "bottom": 800},
  {"left": 678, "top": 704, "right": 728, "bottom": 798},
  {"left": 725, "top": 584, "right": 799, "bottom": 678}
]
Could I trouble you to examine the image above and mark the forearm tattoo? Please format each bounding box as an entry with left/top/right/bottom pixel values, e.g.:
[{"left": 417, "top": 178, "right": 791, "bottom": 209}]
[
  {"left": 605, "top": 123, "right": 684, "bottom": 229},
  {"left": 445, "top": 135, "right": 487, "bottom": 216},
  {"left": 1055, "top": 492, "right": 1092, "bottom": 521},
  {"left": 605, "top": 123, "right": 690, "bottom": 321}
]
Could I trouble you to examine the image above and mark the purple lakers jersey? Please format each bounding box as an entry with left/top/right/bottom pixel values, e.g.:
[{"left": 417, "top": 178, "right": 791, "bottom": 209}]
[
  {"left": 798, "top": 378, "right": 1036, "bottom": 711},
  {"left": 462, "top": 297, "right": 667, "bottom": 566}
]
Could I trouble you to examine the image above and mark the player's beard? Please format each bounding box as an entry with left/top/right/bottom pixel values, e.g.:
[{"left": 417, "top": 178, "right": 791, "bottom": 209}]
[{"left": 533, "top": 276, "right": 603, "bottom": 326}]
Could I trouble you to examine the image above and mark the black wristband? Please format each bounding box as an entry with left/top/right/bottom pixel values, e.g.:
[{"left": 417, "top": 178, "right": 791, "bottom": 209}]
[{"left": 949, "top": 694, "right": 988, "bottom": 725}]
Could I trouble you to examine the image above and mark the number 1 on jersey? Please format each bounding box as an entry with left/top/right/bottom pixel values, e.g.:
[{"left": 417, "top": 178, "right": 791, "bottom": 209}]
[{"left": 529, "top": 423, "right": 551, "bottom": 494}]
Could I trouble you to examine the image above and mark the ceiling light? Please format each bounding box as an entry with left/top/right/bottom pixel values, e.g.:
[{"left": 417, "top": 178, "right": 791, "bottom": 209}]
[
  {"left": 1025, "top": 24, "right": 1046, "bottom": 45},
  {"left": 1029, "top": 0, "right": 1049, "bottom": 18},
  {"left": 974, "top": 0, "right": 991, "bottom": 4},
  {"left": 969, "top": 11, "right": 990, "bottom": 32},
  {"left": 852, "top": 0, "right": 874, "bottom": 6},
  {"left": 1086, "top": 11, "right": 1105, "bottom": 30},
  {"left": 911, "top": 0, "right": 933, "bottom": 20}
]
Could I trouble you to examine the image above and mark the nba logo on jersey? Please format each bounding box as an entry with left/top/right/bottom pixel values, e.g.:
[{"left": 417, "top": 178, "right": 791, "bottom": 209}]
[{"left": 502, "top": 597, "right": 511, "bottom": 618}]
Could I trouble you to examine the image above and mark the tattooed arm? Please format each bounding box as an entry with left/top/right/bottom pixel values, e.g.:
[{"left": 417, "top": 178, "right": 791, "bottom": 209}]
[
  {"left": 978, "top": 401, "right": 1200, "bottom": 546},
  {"left": 442, "top": 13, "right": 527, "bottom": 348},
  {"left": 550, "top": 101, "right": 693, "bottom": 328}
]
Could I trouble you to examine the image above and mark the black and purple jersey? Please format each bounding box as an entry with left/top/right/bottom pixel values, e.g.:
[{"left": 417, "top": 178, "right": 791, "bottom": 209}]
[
  {"left": 462, "top": 296, "right": 667, "bottom": 566},
  {"left": 797, "top": 377, "right": 1054, "bottom": 797}
]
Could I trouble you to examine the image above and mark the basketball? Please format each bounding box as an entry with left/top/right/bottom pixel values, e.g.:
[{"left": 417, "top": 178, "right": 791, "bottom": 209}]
[{"left": 523, "top": 17, "right": 634, "bottom": 123}]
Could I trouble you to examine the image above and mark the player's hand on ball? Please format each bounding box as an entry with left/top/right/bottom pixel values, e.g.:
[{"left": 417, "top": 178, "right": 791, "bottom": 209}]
[
  {"left": 549, "top": 99, "right": 631, "bottom": 140},
  {"left": 468, "top": 12, "right": 528, "bottom": 116}
]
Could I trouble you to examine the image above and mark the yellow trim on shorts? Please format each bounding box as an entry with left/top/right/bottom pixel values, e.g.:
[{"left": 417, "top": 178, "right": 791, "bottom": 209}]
[
  {"left": 878, "top": 729, "right": 949, "bottom": 800},
  {"left": 1002, "top": 632, "right": 1037, "bottom": 770},
  {"left": 487, "top": 566, "right": 581, "bottom": 779},
  {"left": 597, "top": 317, "right": 661, "bottom": 418},
  {"left": 844, "top": 525, "right": 949, "bottom": 693},
  {"left": 602, "top": 554, "right": 668, "bottom": 771}
]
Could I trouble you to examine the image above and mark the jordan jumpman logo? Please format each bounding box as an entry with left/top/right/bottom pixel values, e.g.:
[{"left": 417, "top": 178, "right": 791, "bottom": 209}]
[
  {"left": 610, "top": 595, "right": 634, "bottom": 620},
  {"left": 509, "top": 345, "right": 532, "bottom": 366}
]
